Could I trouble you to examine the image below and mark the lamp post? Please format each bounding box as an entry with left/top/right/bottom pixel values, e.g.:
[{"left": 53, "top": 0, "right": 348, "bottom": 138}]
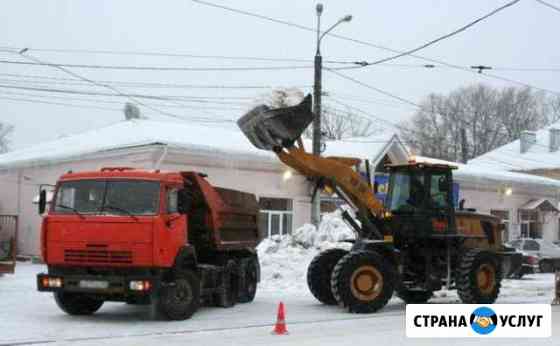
[{"left": 311, "top": 3, "right": 352, "bottom": 226}]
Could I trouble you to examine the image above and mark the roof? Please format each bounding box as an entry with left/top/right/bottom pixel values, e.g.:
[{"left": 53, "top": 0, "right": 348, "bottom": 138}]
[
  {"left": 0, "top": 119, "right": 405, "bottom": 170},
  {"left": 519, "top": 199, "right": 559, "bottom": 213},
  {"left": 414, "top": 155, "right": 560, "bottom": 189},
  {"left": 469, "top": 120, "right": 560, "bottom": 171}
]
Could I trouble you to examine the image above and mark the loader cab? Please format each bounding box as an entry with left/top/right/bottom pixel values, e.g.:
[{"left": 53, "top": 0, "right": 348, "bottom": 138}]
[{"left": 385, "top": 162, "right": 457, "bottom": 237}]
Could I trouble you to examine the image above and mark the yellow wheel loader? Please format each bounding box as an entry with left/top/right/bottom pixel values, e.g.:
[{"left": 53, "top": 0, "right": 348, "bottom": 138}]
[{"left": 238, "top": 95, "right": 513, "bottom": 313}]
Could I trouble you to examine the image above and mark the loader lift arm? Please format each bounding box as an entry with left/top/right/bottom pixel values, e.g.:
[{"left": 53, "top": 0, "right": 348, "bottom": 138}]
[{"left": 237, "top": 95, "right": 385, "bottom": 240}]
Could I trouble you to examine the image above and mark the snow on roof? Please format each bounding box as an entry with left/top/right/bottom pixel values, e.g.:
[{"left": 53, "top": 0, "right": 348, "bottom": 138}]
[
  {"left": 0, "top": 119, "right": 401, "bottom": 169},
  {"left": 414, "top": 155, "right": 560, "bottom": 189},
  {"left": 469, "top": 120, "right": 560, "bottom": 171}
]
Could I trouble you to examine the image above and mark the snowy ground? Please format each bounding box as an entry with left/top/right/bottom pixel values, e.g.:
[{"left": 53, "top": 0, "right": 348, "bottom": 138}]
[
  {"left": 1, "top": 216, "right": 558, "bottom": 345},
  {"left": 0, "top": 262, "right": 558, "bottom": 345}
]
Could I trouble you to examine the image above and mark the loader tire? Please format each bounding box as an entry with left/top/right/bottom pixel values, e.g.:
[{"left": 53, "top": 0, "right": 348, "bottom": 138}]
[
  {"left": 153, "top": 269, "right": 200, "bottom": 320},
  {"left": 54, "top": 292, "right": 104, "bottom": 315},
  {"left": 238, "top": 256, "right": 259, "bottom": 303},
  {"left": 331, "top": 250, "right": 394, "bottom": 313},
  {"left": 396, "top": 289, "right": 433, "bottom": 304},
  {"left": 307, "top": 248, "right": 349, "bottom": 305},
  {"left": 457, "top": 249, "right": 501, "bottom": 304}
]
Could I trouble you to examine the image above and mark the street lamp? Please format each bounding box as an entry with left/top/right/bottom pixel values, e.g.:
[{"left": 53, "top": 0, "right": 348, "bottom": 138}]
[{"left": 311, "top": 3, "right": 352, "bottom": 226}]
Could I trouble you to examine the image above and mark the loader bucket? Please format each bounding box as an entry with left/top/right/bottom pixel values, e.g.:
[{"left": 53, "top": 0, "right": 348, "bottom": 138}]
[{"left": 237, "top": 94, "right": 313, "bottom": 151}]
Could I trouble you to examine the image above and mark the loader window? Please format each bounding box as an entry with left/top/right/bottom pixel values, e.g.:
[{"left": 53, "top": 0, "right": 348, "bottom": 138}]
[
  {"left": 429, "top": 173, "right": 450, "bottom": 209},
  {"left": 388, "top": 172, "right": 425, "bottom": 212}
]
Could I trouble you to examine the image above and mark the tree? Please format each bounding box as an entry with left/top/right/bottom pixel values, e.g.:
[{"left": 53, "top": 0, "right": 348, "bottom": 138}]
[
  {"left": 0, "top": 122, "right": 14, "bottom": 153},
  {"left": 401, "top": 84, "right": 550, "bottom": 162}
]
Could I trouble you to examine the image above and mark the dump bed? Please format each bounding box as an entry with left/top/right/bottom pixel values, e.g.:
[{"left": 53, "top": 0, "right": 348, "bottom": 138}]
[{"left": 182, "top": 172, "right": 262, "bottom": 251}]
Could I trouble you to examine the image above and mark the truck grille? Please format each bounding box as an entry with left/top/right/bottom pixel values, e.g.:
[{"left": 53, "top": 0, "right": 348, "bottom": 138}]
[{"left": 64, "top": 249, "right": 133, "bottom": 264}]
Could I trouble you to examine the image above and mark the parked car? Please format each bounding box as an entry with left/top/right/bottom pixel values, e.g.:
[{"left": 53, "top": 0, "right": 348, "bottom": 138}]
[
  {"left": 503, "top": 244, "right": 539, "bottom": 279},
  {"left": 507, "top": 238, "right": 560, "bottom": 273}
]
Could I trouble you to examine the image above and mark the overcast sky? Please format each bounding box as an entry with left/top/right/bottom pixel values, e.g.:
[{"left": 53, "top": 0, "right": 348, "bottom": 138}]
[{"left": 1, "top": 0, "right": 559, "bottom": 150}]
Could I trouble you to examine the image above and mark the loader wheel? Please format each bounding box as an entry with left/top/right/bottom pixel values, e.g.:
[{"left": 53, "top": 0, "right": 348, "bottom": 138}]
[
  {"left": 307, "top": 248, "right": 348, "bottom": 305},
  {"left": 331, "top": 250, "right": 394, "bottom": 313},
  {"left": 216, "top": 261, "right": 239, "bottom": 308},
  {"left": 397, "top": 289, "right": 433, "bottom": 304},
  {"left": 153, "top": 270, "right": 200, "bottom": 320},
  {"left": 238, "top": 256, "right": 259, "bottom": 303},
  {"left": 54, "top": 292, "right": 104, "bottom": 315},
  {"left": 457, "top": 249, "right": 501, "bottom": 304}
]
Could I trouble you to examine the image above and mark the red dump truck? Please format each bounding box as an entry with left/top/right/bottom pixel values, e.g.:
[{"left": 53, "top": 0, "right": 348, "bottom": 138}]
[{"left": 36, "top": 167, "right": 261, "bottom": 320}]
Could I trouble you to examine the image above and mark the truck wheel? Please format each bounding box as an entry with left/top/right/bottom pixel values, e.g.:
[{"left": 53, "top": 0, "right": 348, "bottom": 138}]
[
  {"left": 307, "top": 248, "right": 348, "bottom": 305},
  {"left": 154, "top": 270, "right": 200, "bottom": 320},
  {"left": 397, "top": 289, "right": 433, "bottom": 304},
  {"left": 331, "top": 250, "right": 394, "bottom": 313},
  {"left": 539, "top": 260, "right": 554, "bottom": 273},
  {"left": 457, "top": 249, "right": 501, "bottom": 304},
  {"left": 54, "top": 292, "right": 104, "bottom": 315},
  {"left": 216, "top": 262, "right": 239, "bottom": 308},
  {"left": 238, "top": 256, "right": 259, "bottom": 303}
]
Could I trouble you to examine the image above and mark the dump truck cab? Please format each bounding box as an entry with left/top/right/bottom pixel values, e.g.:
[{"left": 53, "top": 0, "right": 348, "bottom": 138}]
[{"left": 37, "top": 167, "right": 261, "bottom": 320}]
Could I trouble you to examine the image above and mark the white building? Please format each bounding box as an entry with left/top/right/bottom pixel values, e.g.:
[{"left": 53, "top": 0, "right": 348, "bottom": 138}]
[
  {"left": 0, "top": 119, "right": 408, "bottom": 256},
  {"left": 2, "top": 118, "right": 559, "bottom": 256}
]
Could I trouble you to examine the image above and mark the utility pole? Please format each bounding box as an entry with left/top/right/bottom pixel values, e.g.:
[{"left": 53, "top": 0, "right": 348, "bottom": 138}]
[
  {"left": 311, "top": 3, "right": 352, "bottom": 226},
  {"left": 311, "top": 3, "right": 323, "bottom": 227}
]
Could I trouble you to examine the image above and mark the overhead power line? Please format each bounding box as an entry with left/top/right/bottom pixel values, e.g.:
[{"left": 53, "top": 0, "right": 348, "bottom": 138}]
[
  {"left": 355, "top": 0, "right": 521, "bottom": 67},
  {"left": 14, "top": 50, "right": 234, "bottom": 123},
  {"left": 325, "top": 68, "right": 422, "bottom": 108},
  {"left": 0, "top": 84, "right": 252, "bottom": 105},
  {"left": 535, "top": 0, "right": 560, "bottom": 13},
  {"left": 0, "top": 59, "right": 315, "bottom": 72},
  {"left": 0, "top": 72, "right": 311, "bottom": 90},
  {"left": 192, "top": 0, "right": 559, "bottom": 97}
]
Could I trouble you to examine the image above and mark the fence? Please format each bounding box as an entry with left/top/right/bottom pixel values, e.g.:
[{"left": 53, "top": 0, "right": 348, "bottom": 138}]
[{"left": 0, "top": 215, "right": 18, "bottom": 274}]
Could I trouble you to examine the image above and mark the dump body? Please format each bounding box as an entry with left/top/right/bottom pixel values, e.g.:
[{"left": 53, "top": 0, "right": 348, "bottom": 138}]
[
  {"left": 0, "top": 215, "right": 17, "bottom": 274},
  {"left": 37, "top": 168, "right": 261, "bottom": 320}
]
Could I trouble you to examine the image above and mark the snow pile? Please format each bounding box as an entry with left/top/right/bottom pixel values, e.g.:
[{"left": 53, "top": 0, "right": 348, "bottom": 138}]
[{"left": 257, "top": 211, "right": 354, "bottom": 293}]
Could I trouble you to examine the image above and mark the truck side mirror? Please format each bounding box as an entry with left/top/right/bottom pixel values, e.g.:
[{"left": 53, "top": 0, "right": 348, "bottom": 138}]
[{"left": 38, "top": 189, "right": 47, "bottom": 214}]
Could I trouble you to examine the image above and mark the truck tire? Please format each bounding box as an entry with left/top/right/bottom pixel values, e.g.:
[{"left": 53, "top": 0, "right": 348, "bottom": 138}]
[
  {"left": 54, "top": 292, "right": 104, "bottom": 315},
  {"left": 307, "top": 248, "right": 348, "bottom": 305},
  {"left": 539, "top": 260, "right": 554, "bottom": 273},
  {"left": 331, "top": 250, "right": 394, "bottom": 313},
  {"left": 153, "top": 270, "right": 200, "bottom": 320},
  {"left": 457, "top": 249, "right": 501, "bottom": 304},
  {"left": 397, "top": 289, "right": 433, "bottom": 304},
  {"left": 216, "top": 261, "right": 239, "bottom": 308},
  {"left": 238, "top": 256, "right": 259, "bottom": 303}
]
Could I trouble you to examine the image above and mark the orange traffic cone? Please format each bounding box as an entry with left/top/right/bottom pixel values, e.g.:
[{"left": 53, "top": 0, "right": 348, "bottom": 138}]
[{"left": 272, "top": 302, "right": 289, "bottom": 335}]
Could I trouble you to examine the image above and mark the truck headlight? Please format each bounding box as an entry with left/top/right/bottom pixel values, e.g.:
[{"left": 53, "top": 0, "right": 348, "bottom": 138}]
[
  {"left": 42, "top": 277, "right": 63, "bottom": 288},
  {"left": 129, "top": 280, "right": 152, "bottom": 291}
]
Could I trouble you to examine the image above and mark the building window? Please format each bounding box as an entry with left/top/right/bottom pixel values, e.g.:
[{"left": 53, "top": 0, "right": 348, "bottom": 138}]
[
  {"left": 519, "top": 210, "right": 542, "bottom": 239},
  {"left": 491, "top": 210, "right": 510, "bottom": 242},
  {"left": 259, "top": 197, "right": 293, "bottom": 237}
]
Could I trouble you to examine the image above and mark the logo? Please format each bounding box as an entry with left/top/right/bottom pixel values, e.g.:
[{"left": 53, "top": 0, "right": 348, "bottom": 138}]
[
  {"left": 406, "top": 304, "right": 551, "bottom": 338},
  {"left": 470, "top": 307, "right": 497, "bottom": 335}
]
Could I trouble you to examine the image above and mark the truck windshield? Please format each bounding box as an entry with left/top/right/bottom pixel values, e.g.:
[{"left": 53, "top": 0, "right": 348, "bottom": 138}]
[{"left": 53, "top": 180, "right": 160, "bottom": 216}]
